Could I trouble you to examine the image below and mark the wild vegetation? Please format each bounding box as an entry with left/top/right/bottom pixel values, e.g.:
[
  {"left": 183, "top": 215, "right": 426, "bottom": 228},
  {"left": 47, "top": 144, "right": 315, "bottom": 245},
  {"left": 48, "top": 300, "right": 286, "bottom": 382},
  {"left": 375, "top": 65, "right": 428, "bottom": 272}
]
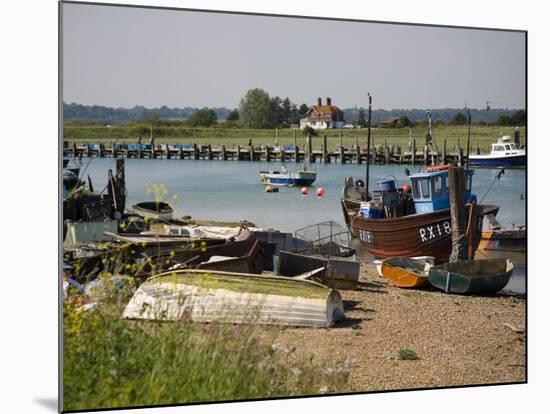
[{"left": 63, "top": 277, "right": 350, "bottom": 411}]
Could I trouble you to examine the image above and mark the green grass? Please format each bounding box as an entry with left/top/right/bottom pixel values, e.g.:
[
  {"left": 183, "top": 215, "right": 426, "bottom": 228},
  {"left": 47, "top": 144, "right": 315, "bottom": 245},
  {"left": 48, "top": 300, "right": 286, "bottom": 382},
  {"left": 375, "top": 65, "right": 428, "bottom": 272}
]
[
  {"left": 63, "top": 124, "right": 526, "bottom": 155},
  {"left": 398, "top": 348, "right": 418, "bottom": 361},
  {"left": 63, "top": 288, "right": 349, "bottom": 411}
]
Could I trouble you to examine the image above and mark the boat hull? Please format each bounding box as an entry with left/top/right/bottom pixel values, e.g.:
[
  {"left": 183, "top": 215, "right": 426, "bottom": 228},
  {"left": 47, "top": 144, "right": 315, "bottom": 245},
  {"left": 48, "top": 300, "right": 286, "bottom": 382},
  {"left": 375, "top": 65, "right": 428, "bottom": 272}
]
[
  {"left": 379, "top": 257, "right": 431, "bottom": 288},
  {"left": 351, "top": 204, "right": 498, "bottom": 264},
  {"left": 428, "top": 258, "right": 513, "bottom": 294},
  {"left": 469, "top": 154, "right": 525, "bottom": 168}
]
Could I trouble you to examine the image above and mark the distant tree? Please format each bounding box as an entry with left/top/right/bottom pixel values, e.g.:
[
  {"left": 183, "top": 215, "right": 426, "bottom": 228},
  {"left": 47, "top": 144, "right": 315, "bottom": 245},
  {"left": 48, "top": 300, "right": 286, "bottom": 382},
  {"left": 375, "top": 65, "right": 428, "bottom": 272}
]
[
  {"left": 451, "top": 112, "right": 468, "bottom": 125},
  {"left": 496, "top": 115, "right": 513, "bottom": 126},
  {"left": 511, "top": 110, "right": 526, "bottom": 126},
  {"left": 288, "top": 103, "right": 300, "bottom": 125},
  {"left": 239, "top": 88, "right": 275, "bottom": 128},
  {"left": 226, "top": 109, "right": 240, "bottom": 121},
  {"left": 356, "top": 108, "right": 368, "bottom": 128},
  {"left": 298, "top": 103, "right": 309, "bottom": 119},
  {"left": 396, "top": 115, "right": 412, "bottom": 128},
  {"left": 270, "top": 96, "right": 285, "bottom": 127},
  {"left": 280, "top": 97, "right": 293, "bottom": 127},
  {"left": 186, "top": 108, "right": 217, "bottom": 127}
]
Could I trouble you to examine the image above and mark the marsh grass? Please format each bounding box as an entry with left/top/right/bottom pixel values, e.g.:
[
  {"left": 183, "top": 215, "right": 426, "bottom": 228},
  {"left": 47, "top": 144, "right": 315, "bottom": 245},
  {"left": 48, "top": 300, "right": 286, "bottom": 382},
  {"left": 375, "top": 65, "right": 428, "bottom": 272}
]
[
  {"left": 64, "top": 124, "right": 526, "bottom": 154},
  {"left": 63, "top": 285, "right": 350, "bottom": 411}
]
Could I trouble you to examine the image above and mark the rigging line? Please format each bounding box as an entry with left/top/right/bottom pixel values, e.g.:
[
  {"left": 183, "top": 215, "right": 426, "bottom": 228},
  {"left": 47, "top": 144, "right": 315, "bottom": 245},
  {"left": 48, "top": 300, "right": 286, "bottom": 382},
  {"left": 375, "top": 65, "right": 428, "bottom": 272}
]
[{"left": 479, "top": 168, "right": 505, "bottom": 204}]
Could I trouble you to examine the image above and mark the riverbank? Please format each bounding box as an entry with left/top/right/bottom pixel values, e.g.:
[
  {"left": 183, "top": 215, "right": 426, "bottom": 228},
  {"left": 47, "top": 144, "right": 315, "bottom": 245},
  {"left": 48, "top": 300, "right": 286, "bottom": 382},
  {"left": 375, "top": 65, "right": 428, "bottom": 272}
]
[
  {"left": 265, "top": 262, "right": 526, "bottom": 392},
  {"left": 63, "top": 125, "right": 526, "bottom": 154}
]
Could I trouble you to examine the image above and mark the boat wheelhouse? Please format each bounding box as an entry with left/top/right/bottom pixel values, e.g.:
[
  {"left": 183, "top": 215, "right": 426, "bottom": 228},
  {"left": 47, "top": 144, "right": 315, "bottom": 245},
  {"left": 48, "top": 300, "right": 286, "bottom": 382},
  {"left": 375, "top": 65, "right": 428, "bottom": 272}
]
[
  {"left": 469, "top": 135, "right": 525, "bottom": 168},
  {"left": 409, "top": 168, "right": 476, "bottom": 214}
]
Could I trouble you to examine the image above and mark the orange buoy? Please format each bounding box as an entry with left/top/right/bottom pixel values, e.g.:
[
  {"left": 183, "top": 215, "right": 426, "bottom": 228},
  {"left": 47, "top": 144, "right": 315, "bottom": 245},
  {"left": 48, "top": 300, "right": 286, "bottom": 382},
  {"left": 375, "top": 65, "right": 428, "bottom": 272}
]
[
  {"left": 300, "top": 187, "right": 309, "bottom": 195},
  {"left": 316, "top": 187, "right": 325, "bottom": 197},
  {"left": 426, "top": 164, "right": 449, "bottom": 173}
]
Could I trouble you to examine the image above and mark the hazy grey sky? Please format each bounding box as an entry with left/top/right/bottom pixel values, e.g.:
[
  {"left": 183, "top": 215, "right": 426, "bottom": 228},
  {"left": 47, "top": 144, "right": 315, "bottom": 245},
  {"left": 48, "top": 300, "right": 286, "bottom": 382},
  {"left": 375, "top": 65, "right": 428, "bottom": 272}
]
[{"left": 62, "top": 3, "right": 526, "bottom": 109}]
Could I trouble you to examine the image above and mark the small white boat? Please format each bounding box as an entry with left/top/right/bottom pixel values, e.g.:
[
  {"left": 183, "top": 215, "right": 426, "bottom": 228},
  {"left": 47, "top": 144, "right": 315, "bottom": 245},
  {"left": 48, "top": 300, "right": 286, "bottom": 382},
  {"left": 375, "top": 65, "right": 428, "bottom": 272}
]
[
  {"left": 260, "top": 165, "right": 317, "bottom": 187},
  {"left": 469, "top": 136, "right": 525, "bottom": 168}
]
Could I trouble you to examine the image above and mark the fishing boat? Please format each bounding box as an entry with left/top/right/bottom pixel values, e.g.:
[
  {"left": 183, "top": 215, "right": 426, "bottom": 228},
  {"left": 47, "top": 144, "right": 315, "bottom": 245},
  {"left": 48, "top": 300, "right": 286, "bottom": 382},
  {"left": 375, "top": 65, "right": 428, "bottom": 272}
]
[
  {"left": 132, "top": 201, "right": 174, "bottom": 220},
  {"left": 380, "top": 257, "right": 432, "bottom": 288},
  {"left": 428, "top": 258, "right": 513, "bottom": 294},
  {"left": 123, "top": 269, "right": 345, "bottom": 327},
  {"left": 350, "top": 168, "right": 499, "bottom": 263},
  {"left": 480, "top": 226, "right": 526, "bottom": 252},
  {"left": 259, "top": 165, "right": 317, "bottom": 186},
  {"left": 468, "top": 136, "right": 526, "bottom": 168}
]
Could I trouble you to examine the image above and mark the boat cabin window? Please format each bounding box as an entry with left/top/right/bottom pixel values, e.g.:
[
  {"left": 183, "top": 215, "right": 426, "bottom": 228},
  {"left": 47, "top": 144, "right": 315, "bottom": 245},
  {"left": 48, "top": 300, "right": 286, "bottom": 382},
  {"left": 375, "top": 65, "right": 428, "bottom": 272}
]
[
  {"left": 433, "top": 175, "right": 443, "bottom": 196},
  {"left": 412, "top": 179, "right": 421, "bottom": 199},
  {"left": 494, "top": 145, "right": 505, "bottom": 151},
  {"left": 505, "top": 144, "right": 511, "bottom": 150},
  {"left": 421, "top": 178, "right": 430, "bottom": 198}
]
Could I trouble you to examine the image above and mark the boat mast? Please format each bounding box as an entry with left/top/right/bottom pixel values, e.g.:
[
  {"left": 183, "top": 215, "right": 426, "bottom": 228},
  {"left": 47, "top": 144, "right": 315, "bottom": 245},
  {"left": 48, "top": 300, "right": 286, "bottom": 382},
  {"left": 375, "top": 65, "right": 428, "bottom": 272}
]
[
  {"left": 365, "top": 93, "right": 372, "bottom": 201},
  {"left": 426, "top": 110, "right": 435, "bottom": 165},
  {"left": 466, "top": 110, "right": 471, "bottom": 169}
]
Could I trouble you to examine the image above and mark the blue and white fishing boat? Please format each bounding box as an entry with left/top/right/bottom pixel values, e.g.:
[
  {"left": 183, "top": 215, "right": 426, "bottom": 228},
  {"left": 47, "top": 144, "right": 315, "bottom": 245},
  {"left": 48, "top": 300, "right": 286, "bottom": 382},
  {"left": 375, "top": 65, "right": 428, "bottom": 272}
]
[
  {"left": 260, "top": 165, "right": 317, "bottom": 187},
  {"left": 469, "top": 136, "right": 525, "bottom": 168}
]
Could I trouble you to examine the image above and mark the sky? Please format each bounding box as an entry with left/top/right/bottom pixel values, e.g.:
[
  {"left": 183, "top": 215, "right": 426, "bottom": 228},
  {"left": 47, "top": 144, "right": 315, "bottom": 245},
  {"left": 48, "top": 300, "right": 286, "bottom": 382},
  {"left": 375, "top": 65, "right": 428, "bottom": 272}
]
[{"left": 62, "top": 3, "right": 526, "bottom": 110}]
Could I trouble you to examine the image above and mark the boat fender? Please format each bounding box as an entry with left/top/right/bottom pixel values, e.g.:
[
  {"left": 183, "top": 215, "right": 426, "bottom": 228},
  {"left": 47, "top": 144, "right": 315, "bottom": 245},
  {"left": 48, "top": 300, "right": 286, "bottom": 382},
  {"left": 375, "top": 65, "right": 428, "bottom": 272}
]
[{"left": 355, "top": 179, "right": 365, "bottom": 187}]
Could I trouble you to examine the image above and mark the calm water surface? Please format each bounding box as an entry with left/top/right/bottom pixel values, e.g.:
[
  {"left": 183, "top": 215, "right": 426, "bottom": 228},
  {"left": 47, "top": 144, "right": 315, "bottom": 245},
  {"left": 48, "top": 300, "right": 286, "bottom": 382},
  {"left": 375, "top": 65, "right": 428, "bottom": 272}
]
[{"left": 82, "top": 158, "right": 526, "bottom": 293}]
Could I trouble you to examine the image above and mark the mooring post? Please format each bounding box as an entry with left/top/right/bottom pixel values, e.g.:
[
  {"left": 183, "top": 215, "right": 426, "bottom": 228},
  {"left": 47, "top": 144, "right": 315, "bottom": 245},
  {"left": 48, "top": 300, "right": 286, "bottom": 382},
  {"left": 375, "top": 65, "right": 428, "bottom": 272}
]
[
  {"left": 249, "top": 144, "right": 254, "bottom": 161},
  {"left": 192, "top": 143, "right": 198, "bottom": 160},
  {"left": 458, "top": 147, "right": 464, "bottom": 166},
  {"left": 221, "top": 145, "right": 226, "bottom": 161},
  {"left": 412, "top": 139, "right": 416, "bottom": 166},
  {"left": 476, "top": 136, "right": 480, "bottom": 155},
  {"left": 111, "top": 142, "right": 117, "bottom": 159},
  {"left": 514, "top": 128, "right": 520, "bottom": 146},
  {"left": 340, "top": 144, "right": 345, "bottom": 164},
  {"left": 307, "top": 134, "right": 313, "bottom": 163},
  {"left": 266, "top": 145, "right": 271, "bottom": 162},
  {"left": 206, "top": 144, "right": 212, "bottom": 160},
  {"left": 323, "top": 134, "right": 328, "bottom": 163},
  {"left": 356, "top": 136, "right": 362, "bottom": 165},
  {"left": 384, "top": 138, "right": 389, "bottom": 164},
  {"left": 443, "top": 139, "right": 447, "bottom": 163},
  {"left": 295, "top": 145, "right": 299, "bottom": 162},
  {"left": 449, "top": 165, "right": 467, "bottom": 262}
]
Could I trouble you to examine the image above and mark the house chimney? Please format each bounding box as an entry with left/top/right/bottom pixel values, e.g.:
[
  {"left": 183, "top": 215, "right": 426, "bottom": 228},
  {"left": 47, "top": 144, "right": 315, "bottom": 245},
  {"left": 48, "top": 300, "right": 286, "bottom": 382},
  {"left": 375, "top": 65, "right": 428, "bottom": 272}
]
[
  {"left": 317, "top": 97, "right": 322, "bottom": 106},
  {"left": 327, "top": 97, "right": 331, "bottom": 106}
]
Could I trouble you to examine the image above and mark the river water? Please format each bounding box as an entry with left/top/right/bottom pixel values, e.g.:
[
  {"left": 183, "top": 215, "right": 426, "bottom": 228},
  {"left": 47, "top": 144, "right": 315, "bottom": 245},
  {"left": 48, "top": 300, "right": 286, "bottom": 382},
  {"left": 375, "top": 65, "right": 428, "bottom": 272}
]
[{"left": 81, "top": 158, "right": 526, "bottom": 294}]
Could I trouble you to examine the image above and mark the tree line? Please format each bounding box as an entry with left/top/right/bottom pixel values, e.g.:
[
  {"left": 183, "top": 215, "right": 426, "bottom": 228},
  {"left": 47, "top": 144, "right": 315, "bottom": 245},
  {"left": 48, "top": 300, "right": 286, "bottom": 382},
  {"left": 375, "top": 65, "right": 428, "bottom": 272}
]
[{"left": 64, "top": 89, "right": 526, "bottom": 128}]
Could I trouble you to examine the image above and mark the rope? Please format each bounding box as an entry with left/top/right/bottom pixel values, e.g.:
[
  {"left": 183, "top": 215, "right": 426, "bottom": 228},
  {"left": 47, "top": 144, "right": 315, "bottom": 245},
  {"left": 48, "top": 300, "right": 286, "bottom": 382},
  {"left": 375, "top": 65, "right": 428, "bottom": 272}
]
[{"left": 479, "top": 168, "right": 505, "bottom": 204}]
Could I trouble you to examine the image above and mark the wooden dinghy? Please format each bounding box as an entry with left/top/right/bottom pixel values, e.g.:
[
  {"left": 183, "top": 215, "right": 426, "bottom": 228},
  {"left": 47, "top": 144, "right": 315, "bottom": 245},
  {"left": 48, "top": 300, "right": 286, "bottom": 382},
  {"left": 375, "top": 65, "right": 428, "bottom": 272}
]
[
  {"left": 123, "top": 269, "right": 344, "bottom": 328},
  {"left": 276, "top": 250, "right": 360, "bottom": 290},
  {"left": 428, "top": 258, "right": 513, "bottom": 295},
  {"left": 380, "top": 257, "right": 431, "bottom": 288},
  {"left": 132, "top": 201, "right": 174, "bottom": 220}
]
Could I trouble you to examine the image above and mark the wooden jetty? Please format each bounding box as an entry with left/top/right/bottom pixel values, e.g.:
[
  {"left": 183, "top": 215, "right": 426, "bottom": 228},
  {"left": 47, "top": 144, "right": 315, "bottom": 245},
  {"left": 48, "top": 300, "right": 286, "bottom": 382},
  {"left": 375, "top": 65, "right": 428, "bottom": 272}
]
[{"left": 63, "top": 138, "right": 469, "bottom": 166}]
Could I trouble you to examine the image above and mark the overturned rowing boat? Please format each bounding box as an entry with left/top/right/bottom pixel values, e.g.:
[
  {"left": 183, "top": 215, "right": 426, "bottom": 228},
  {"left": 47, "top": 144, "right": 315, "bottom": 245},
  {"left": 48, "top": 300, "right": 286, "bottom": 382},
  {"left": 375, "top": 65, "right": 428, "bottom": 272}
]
[{"left": 123, "top": 269, "right": 344, "bottom": 328}]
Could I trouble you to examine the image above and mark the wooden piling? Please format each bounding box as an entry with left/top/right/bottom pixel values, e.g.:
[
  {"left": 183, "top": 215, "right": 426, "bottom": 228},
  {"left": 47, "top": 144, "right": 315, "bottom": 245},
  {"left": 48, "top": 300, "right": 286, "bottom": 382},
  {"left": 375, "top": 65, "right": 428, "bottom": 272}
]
[
  {"left": 294, "top": 145, "right": 299, "bottom": 162},
  {"left": 111, "top": 143, "right": 117, "bottom": 159},
  {"left": 384, "top": 139, "right": 390, "bottom": 165},
  {"left": 307, "top": 135, "right": 313, "bottom": 163},
  {"left": 323, "top": 135, "right": 328, "bottom": 163},
  {"left": 448, "top": 165, "right": 467, "bottom": 262},
  {"left": 193, "top": 144, "right": 199, "bottom": 160},
  {"left": 340, "top": 145, "right": 345, "bottom": 164},
  {"left": 412, "top": 139, "right": 416, "bottom": 166},
  {"left": 443, "top": 139, "right": 447, "bottom": 163},
  {"left": 221, "top": 145, "right": 226, "bottom": 161},
  {"left": 249, "top": 145, "right": 254, "bottom": 161}
]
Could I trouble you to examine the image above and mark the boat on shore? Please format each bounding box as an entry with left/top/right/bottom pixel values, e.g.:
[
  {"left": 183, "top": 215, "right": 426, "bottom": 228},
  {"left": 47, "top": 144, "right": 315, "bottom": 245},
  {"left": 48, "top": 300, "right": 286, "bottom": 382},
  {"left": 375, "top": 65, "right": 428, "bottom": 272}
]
[
  {"left": 468, "top": 135, "right": 525, "bottom": 168},
  {"left": 380, "top": 257, "right": 432, "bottom": 288},
  {"left": 260, "top": 165, "right": 317, "bottom": 187},
  {"left": 132, "top": 201, "right": 174, "bottom": 220},
  {"left": 428, "top": 258, "right": 513, "bottom": 294},
  {"left": 123, "top": 269, "right": 345, "bottom": 328}
]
